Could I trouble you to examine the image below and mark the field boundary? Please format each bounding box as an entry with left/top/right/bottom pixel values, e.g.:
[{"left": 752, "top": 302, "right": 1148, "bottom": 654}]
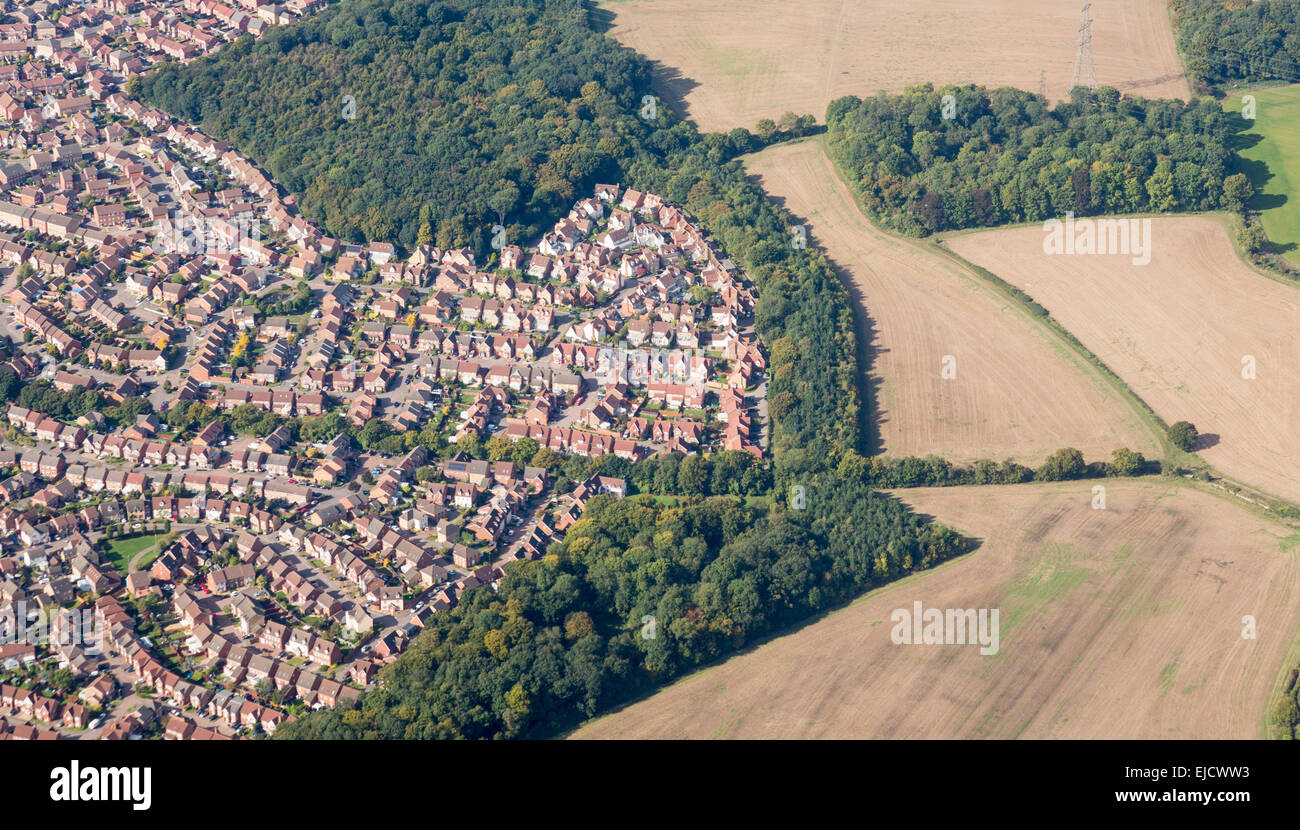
[
  {"left": 570, "top": 476, "right": 1300, "bottom": 739},
  {"left": 795, "top": 134, "right": 1171, "bottom": 460},
  {"left": 1264, "top": 613, "right": 1300, "bottom": 739},
  {"left": 925, "top": 239, "right": 1170, "bottom": 463},
  {"left": 563, "top": 524, "right": 986, "bottom": 737},
  {"left": 749, "top": 135, "right": 1163, "bottom": 463},
  {"left": 939, "top": 211, "right": 1300, "bottom": 519},
  {"left": 797, "top": 130, "right": 1300, "bottom": 518}
]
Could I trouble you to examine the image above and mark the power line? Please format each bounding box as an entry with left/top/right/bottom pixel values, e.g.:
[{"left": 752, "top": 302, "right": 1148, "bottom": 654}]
[{"left": 1070, "top": 4, "right": 1097, "bottom": 92}]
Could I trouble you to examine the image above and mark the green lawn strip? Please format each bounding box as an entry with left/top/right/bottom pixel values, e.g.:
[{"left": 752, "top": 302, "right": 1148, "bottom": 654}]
[
  {"left": 1225, "top": 84, "right": 1300, "bottom": 263},
  {"left": 104, "top": 533, "right": 169, "bottom": 576}
]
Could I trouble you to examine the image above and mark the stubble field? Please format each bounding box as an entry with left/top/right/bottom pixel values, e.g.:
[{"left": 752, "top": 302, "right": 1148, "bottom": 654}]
[
  {"left": 571, "top": 480, "right": 1300, "bottom": 739},
  {"left": 947, "top": 215, "right": 1300, "bottom": 504},
  {"left": 599, "top": 0, "right": 1188, "bottom": 132},
  {"left": 744, "top": 139, "right": 1158, "bottom": 464}
]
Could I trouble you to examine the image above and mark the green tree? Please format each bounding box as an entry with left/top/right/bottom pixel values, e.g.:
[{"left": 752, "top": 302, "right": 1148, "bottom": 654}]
[
  {"left": 1167, "top": 421, "right": 1199, "bottom": 452},
  {"left": 1145, "top": 164, "right": 1177, "bottom": 212},
  {"left": 484, "top": 629, "right": 508, "bottom": 660},
  {"left": 676, "top": 454, "right": 710, "bottom": 496},
  {"left": 836, "top": 450, "right": 869, "bottom": 482},
  {"left": 530, "top": 447, "right": 564, "bottom": 471},
  {"left": 1223, "top": 173, "right": 1254, "bottom": 213},
  {"left": 564, "top": 610, "right": 595, "bottom": 641},
  {"left": 1037, "top": 447, "right": 1086, "bottom": 481},
  {"left": 486, "top": 435, "right": 513, "bottom": 462},
  {"left": 46, "top": 667, "right": 76, "bottom": 695},
  {"left": 508, "top": 438, "right": 539, "bottom": 468},
  {"left": 1110, "top": 447, "right": 1145, "bottom": 477},
  {"left": 1236, "top": 222, "right": 1268, "bottom": 255},
  {"left": 1271, "top": 692, "right": 1299, "bottom": 732}
]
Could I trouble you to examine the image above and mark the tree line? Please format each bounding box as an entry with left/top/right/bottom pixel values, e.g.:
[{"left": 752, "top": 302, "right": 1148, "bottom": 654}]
[
  {"left": 1171, "top": 0, "right": 1300, "bottom": 89},
  {"left": 846, "top": 446, "right": 1155, "bottom": 489},
  {"left": 825, "top": 83, "right": 1241, "bottom": 236}
]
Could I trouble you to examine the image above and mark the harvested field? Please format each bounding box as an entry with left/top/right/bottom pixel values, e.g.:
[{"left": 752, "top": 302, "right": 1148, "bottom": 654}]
[
  {"left": 744, "top": 139, "right": 1157, "bottom": 464},
  {"left": 571, "top": 480, "right": 1300, "bottom": 739},
  {"left": 598, "top": 0, "right": 1189, "bottom": 133},
  {"left": 947, "top": 215, "right": 1300, "bottom": 504}
]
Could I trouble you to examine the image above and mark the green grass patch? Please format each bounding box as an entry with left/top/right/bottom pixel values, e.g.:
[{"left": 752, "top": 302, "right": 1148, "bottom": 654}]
[
  {"left": 1226, "top": 85, "right": 1300, "bottom": 262},
  {"left": 104, "top": 533, "right": 169, "bottom": 575},
  {"left": 1160, "top": 655, "right": 1182, "bottom": 695},
  {"left": 995, "top": 542, "right": 1095, "bottom": 641}
]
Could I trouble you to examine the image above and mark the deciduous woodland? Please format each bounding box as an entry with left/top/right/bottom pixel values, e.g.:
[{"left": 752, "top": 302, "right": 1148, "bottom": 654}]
[
  {"left": 279, "top": 490, "right": 965, "bottom": 738},
  {"left": 126, "top": 0, "right": 967, "bottom": 739},
  {"left": 126, "top": 0, "right": 1300, "bottom": 740},
  {"left": 131, "top": 0, "right": 805, "bottom": 252},
  {"left": 1171, "top": 0, "right": 1300, "bottom": 87},
  {"left": 825, "top": 84, "right": 1241, "bottom": 236}
]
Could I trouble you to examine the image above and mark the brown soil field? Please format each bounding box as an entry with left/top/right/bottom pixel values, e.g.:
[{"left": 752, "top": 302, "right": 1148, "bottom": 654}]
[
  {"left": 744, "top": 140, "right": 1157, "bottom": 464},
  {"left": 947, "top": 215, "right": 1300, "bottom": 504},
  {"left": 598, "top": 0, "right": 1188, "bottom": 133},
  {"left": 570, "top": 480, "right": 1300, "bottom": 739}
]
